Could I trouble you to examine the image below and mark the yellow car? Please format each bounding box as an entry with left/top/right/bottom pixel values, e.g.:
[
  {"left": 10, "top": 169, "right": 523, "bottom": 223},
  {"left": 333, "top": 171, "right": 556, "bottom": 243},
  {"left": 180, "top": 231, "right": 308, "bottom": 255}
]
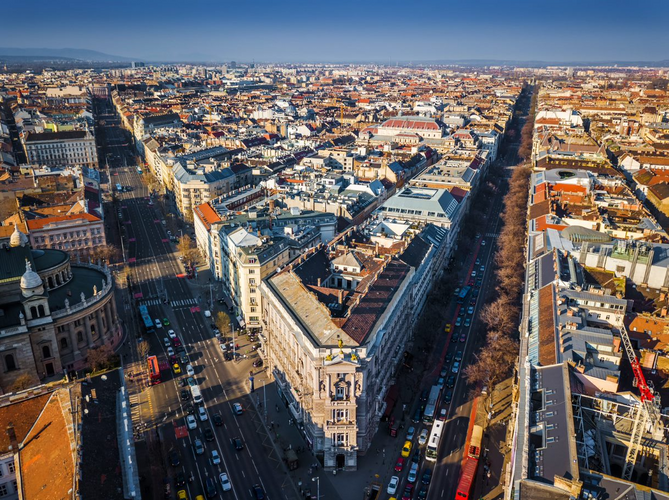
[
  {"left": 173, "top": 363, "right": 182, "bottom": 374},
  {"left": 401, "top": 440, "right": 412, "bottom": 458},
  {"left": 444, "top": 323, "right": 452, "bottom": 333},
  {"left": 177, "top": 490, "right": 188, "bottom": 500}
]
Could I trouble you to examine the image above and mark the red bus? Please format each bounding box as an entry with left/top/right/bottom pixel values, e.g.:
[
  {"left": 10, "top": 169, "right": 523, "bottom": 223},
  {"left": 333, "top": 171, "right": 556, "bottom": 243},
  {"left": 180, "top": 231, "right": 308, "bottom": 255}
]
[
  {"left": 147, "top": 355, "right": 161, "bottom": 385},
  {"left": 455, "top": 457, "right": 478, "bottom": 499}
]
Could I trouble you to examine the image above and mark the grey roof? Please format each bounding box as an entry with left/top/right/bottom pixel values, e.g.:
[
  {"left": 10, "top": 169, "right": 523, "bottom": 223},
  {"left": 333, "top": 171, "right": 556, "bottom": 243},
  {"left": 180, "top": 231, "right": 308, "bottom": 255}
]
[
  {"left": 562, "top": 225, "right": 612, "bottom": 243},
  {"left": 560, "top": 289, "right": 626, "bottom": 307},
  {"left": 25, "top": 130, "right": 88, "bottom": 142},
  {"left": 142, "top": 113, "right": 181, "bottom": 126},
  {"left": 381, "top": 187, "right": 459, "bottom": 221},
  {"left": 172, "top": 161, "right": 235, "bottom": 184}
]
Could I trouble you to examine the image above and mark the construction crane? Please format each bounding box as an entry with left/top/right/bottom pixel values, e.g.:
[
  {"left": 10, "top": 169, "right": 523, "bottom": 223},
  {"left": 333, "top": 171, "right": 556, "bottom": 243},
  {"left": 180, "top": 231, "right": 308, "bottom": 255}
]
[{"left": 619, "top": 325, "right": 662, "bottom": 482}]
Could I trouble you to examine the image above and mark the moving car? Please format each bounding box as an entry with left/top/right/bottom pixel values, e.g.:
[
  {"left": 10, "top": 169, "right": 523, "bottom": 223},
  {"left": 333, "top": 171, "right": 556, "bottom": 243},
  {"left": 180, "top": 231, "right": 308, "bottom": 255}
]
[
  {"left": 455, "top": 350, "right": 463, "bottom": 362},
  {"left": 418, "top": 428, "right": 429, "bottom": 445},
  {"left": 464, "top": 318, "right": 471, "bottom": 327},
  {"left": 211, "top": 449, "right": 221, "bottom": 465},
  {"left": 408, "top": 462, "right": 419, "bottom": 483},
  {"left": 252, "top": 484, "right": 265, "bottom": 499},
  {"left": 438, "top": 407, "right": 448, "bottom": 420},
  {"left": 169, "top": 449, "right": 180, "bottom": 466},
  {"left": 406, "top": 426, "right": 415, "bottom": 441},
  {"left": 452, "top": 361, "right": 461, "bottom": 373},
  {"left": 401, "top": 440, "right": 412, "bottom": 458},
  {"left": 168, "top": 330, "right": 177, "bottom": 339},
  {"left": 205, "top": 477, "right": 217, "bottom": 498},
  {"left": 232, "top": 437, "right": 244, "bottom": 451},
  {"left": 440, "top": 367, "right": 448, "bottom": 378},
  {"left": 193, "top": 438, "right": 204, "bottom": 455},
  {"left": 401, "top": 484, "right": 414, "bottom": 500},
  {"left": 204, "top": 427, "right": 215, "bottom": 442},
  {"left": 455, "top": 317, "right": 462, "bottom": 327},
  {"left": 444, "top": 390, "right": 453, "bottom": 404},
  {"left": 163, "top": 337, "right": 171, "bottom": 347},
  {"left": 163, "top": 318, "right": 170, "bottom": 327},
  {"left": 467, "top": 306, "right": 474, "bottom": 315},
  {"left": 395, "top": 457, "right": 405, "bottom": 472},
  {"left": 387, "top": 476, "right": 400, "bottom": 495},
  {"left": 219, "top": 472, "right": 231, "bottom": 491},
  {"left": 212, "top": 413, "right": 223, "bottom": 427},
  {"left": 422, "top": 468, "right": 433, "bottom": 485},
  {"left": 186, "top": 415, "right": 197, "bottom": 430},
  {"left": 447, "top": 375, "right": 456, "bottom": 388},
  {"left": 155, "top": 319, "right": 163, "bottom": 329},
  {"left": 232, "top": 402, "right": 243, "bottom": 415},
  {"left": 459, "top": 333, "right": 467, "bottom": 342},
  {"left": 198, "top": 406, "right": 208, "bottom": 421},
  {"left": 167, "top": 347, "right": 175, "bottom": 357}
]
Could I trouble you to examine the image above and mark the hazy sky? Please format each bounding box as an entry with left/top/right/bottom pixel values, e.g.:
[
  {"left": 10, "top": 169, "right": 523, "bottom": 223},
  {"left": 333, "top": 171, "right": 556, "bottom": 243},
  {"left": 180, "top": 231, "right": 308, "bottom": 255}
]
[{"left": 4, "top": 0, "right": 667, "bottom": 62}]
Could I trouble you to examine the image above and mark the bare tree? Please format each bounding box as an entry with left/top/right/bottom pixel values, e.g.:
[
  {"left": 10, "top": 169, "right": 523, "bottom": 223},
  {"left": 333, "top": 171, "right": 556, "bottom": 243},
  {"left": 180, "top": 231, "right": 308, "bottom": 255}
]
[
  {"left": 137, "top": 340, "right": 150, "bottom": 359},
  {"left": 177, "top": 235, "right": 197, "bottom": 266},
  {"left": 215, "top": 311, "right": 231, "bottom": 335},
  {"left": 10, "top": 374, "right": 37, "bottom": 392},
  {"left": 88, "top": 344, "right": 114, "bottom": 372}
]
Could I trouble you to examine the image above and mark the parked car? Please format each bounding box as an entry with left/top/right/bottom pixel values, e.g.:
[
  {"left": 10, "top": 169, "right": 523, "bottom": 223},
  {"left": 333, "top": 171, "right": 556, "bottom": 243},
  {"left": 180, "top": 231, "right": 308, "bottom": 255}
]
[
  {"left": 401, "top": 484, "right": 414, "bottom": 500},
  {"left": 460, "top": 333, "right": 467, "bottom": 342},
  {"left": 464, "top": 318, "right": 471, "bottom": 327},
  {"left": 173, "top": 363, "right": 181, "bottom": 374},
  {"left": 253, "top": 358, "right": 264, "bottom": 368},
  {"left": 186, "top": 364, "right": 195, "bottom": 377},
  {"left": 445, "top": 352, "right": 453, "bottom": 363},
  {"left": 467, "top": 306, "right": 474, "bottom": 315},
  {"left": 167, "top": 347, "right": 175, "bottom": 357},
  {"left": 395, "top": 457, "right": 405, "bottom": 472},
  {"left": 455, "top": 350, "right": 463, "bottom": 362},
  {"left": 438, "top": 407, "right": 448, "bottom": 420},
  {"left": 455, "top": 317, "right": 462, "bottom": 327},
  {"left": 180, "top": 389, "right": 190, "bottom": 401},
  {"left": 422, "top": 468, "right": 433, "bottom": 485},
  {"left": 444, "top": 390, "right": 453, "bottom": 404},
  {"left": 452, "top": 361, "right": 461, "bottom": 373},
  {"left": 447, "top": 375, "right": 456, "bottom": 388}
]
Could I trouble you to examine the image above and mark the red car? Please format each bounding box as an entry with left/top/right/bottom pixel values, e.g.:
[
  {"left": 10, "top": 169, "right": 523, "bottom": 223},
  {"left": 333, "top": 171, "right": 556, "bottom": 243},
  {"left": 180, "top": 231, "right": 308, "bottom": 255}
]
[
  {"left": 395, "top": 457, "right": 405, "bottom": 472},
  {"left": 173, "top": 337, "right": 182, "bottom": 347},
  {"left": 401, "top": 484, "right": 414, "bottom": 500},
  {"left": 459, "top": 333, "right": 466, "bottom": 342}
]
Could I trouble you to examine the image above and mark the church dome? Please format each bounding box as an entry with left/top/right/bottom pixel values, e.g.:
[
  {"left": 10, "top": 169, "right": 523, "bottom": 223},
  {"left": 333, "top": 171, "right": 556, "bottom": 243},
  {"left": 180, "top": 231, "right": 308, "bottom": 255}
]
[
  {"left": 10, "top": 226, "right": 28, "bottom": 247},
  {"left": 20, "top": 259, "right": 43, "bottom": 290}
]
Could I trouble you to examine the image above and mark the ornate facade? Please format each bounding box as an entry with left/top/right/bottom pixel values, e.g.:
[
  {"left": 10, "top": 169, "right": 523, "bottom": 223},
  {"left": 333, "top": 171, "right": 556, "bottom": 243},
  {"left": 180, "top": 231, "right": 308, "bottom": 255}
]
[{"left": 0, "top": 227, "right": 120, "bottom": 393}]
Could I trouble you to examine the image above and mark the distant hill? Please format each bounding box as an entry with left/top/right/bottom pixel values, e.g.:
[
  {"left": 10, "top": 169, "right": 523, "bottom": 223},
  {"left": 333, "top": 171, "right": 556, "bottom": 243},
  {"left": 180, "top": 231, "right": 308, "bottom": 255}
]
[{"left": 0, "top": 47, "right": 136, "bottom": 62}]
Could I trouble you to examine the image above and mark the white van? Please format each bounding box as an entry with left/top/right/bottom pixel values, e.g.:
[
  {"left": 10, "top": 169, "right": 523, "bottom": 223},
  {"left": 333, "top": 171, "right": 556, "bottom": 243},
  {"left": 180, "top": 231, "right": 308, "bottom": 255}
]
[{"left": 191, "top": 385, "right": 203, "bottom": 404}]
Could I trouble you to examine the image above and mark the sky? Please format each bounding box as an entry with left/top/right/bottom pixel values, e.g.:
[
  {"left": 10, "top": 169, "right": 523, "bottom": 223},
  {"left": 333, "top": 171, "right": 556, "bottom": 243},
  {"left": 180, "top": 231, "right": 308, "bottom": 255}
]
[{"left": 3, "top": 0, "right": 668, "bottom": 63}]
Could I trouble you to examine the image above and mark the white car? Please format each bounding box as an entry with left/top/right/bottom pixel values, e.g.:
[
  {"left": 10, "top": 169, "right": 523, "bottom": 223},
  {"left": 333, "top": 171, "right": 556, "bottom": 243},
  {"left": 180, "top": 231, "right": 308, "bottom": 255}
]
[
  {"left": 186, "top": 364, "right": 195, "bottom": 377},
  {"left": 408, "top": 462, "right": 419, "bottom": 483},
  {"left": 418, "top": 428, "right": 429, "bottom": 445},
  {"left": 198, "top": 406, "right": 208, "bottom": 421},
  {"left": 211, "top": 449, "right": 221, "bottom": 465},
  {"left": 186, "top": 414, "right": 197, "bottom": 430},
  {"left": 167, "top": 347, "right": 175, "bottom": 357},
  {"left": 219, "top": 472, "right": 231, "bottom": 491},
  {"left": 163, "top": 337, "right": 171, "bottom": 347},
  {"left": 155, "top": 319, "right": 163, "bottom": 329},
  {"left": 168, "top": 329, "right": 177, "bottom": 339},
  {"left": 387, "top": 475, "right": 399, "bottom": 495}
]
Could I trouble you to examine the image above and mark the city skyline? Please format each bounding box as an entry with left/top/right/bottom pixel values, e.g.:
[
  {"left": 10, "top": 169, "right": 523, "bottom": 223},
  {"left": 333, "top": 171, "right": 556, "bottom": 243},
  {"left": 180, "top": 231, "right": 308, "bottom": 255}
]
[{"left": 3, "top": 0, "right": 666, "bottom": 63}]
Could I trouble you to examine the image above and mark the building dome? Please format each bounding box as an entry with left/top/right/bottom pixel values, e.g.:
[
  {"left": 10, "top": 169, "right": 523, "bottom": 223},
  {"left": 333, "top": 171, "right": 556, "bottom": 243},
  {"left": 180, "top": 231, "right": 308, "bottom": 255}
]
[
  {"left": 10, "top": 226, "right": 28, "bottom": 247},
  {"left": 20, "top": 259, "right": 43, "bottom": 290}
]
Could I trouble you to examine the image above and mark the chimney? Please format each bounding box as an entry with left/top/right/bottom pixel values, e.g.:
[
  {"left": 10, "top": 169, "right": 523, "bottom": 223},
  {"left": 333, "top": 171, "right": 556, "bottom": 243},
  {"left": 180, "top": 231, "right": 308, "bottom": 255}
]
[
  {"left": 338, "top": 289, "right": 344, "bottom": 305},
  {"left": 6, "top": 422, "right": 18, "bottom": 452},
  {"left": 317, "top": 278, "right": 321, "bottom": 287}
]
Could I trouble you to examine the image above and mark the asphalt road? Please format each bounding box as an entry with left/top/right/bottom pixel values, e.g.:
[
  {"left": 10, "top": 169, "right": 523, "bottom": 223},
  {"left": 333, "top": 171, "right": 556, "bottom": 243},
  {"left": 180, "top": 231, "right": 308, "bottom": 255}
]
[{"left": 94, "top": 98, "right": 293, "bottom": 500}]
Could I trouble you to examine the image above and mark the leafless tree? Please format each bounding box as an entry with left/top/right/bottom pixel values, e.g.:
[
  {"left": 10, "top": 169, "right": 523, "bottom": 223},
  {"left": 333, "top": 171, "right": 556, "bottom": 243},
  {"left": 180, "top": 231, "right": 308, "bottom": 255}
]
[
  {"left": 10, "top": 374, "right": 37, "bottom": 392},
  {"left": 137, "top": 340, "right": 150, "bottom": 359},
  {"left": 88, "top": 344, "right": 114, "bottom": 372}
]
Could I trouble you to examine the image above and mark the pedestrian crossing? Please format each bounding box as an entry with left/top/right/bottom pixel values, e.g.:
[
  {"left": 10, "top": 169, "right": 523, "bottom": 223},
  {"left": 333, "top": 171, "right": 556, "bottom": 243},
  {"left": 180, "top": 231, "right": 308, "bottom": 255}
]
[
  {"left": 138, "top": 297, "right": 199, "bottom": 308},
  {"left": 484, "top": 232, "right": 500, "bottom": 238}
]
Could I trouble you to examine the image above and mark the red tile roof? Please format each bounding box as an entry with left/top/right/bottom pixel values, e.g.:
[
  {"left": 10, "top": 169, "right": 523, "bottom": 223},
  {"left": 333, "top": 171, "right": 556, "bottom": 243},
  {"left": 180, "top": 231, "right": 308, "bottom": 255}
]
[
  {"left": 26, "top": 212, "right": 101, "bottom": 231},
  {"left": 381, "top": 118, "right": 440, "bottom": 131},
  {"left": 193, "top": 202, "right": 222, "bottom": 231}
]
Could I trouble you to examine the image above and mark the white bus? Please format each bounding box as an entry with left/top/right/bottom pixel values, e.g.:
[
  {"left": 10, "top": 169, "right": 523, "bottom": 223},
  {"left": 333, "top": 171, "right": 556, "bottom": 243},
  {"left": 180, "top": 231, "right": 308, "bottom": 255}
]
[{"left": 426, "top": 419, "right": 444, "bottom": 462}]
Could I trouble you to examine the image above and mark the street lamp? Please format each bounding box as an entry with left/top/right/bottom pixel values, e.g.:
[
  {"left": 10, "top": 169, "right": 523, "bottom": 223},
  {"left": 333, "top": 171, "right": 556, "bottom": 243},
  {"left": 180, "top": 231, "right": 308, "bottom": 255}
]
[{"left": 312, "top": 476, "right": 320, "bottom": 500}]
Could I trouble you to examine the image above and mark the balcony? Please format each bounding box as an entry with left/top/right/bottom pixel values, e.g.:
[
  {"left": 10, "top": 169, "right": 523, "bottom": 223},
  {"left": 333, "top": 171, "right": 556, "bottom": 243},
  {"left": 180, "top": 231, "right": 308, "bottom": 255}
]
[{"left": 326, "top": 420, "right": 356, "bottom": 430}]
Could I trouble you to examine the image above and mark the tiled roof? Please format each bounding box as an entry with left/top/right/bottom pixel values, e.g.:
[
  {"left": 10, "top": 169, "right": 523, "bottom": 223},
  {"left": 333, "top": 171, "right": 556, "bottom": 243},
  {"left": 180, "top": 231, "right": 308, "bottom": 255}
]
[
  {"left": 342, "top": 259, "right": 410, "bottom": 344},
  {"left": 0, "top": 392, "right": 52, "bottom": 454},
  {"left": 538, "top": 285, "right": 557, "bottom": 366},
  {"left": 193, "top": 202, "right": 222, "bottom": 231},
  {"left": 381, "top": 117, "right": 440, "bottom": 131},
  {"left": 26, "top": 212, "right": 101, "bottom": 231},
  {"left": 20, "top": 392, "right": 75, "bottom": 500}
]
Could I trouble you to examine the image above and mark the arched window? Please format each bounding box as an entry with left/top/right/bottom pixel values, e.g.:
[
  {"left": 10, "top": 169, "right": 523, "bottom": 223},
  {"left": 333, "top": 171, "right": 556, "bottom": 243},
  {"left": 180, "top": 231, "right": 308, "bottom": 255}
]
[
  {"left": 42, "top": 345, "right": 51, "bottom": 359},
  {"left": 37, "top": 304, "right": 45, "bottom": 317},
  {"left": 77, "top": 331, "right": 84, "bottom": 343},
  {"left": 30, "top": 306, "right": 37, "bottom": 318},
  {"left": 48, "top": 276, "right": 54, "bottom": 289},
  {"left": 60, "top": 337, "right": 68, "bottom": 350},
  {"left": 4, "top": 354, "right": 17, "bottom": 372},
  {"left": 90, "top": 324, "right": 96, "bottom": 338},
  {"left": 56, "top": 274, "right": 61, "bottom": 286}
]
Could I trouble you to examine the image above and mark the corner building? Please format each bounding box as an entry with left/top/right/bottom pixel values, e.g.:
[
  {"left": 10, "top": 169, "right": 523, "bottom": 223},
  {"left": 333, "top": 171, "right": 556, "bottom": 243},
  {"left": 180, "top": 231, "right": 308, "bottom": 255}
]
[{"left": 260, "top": 229, "right": 426, "bottom": 470}]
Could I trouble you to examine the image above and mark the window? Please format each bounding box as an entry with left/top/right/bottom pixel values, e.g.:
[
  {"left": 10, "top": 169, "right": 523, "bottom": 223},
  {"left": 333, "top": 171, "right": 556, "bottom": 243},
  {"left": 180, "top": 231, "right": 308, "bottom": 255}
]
[
  {"left": 42, "top": 345, "right": 51, "bottom": 359},
  {"left": 4, "top": 354, "right": 17, "bottom": 372},
  {"left": 0, "top": 483, "right": 7, "bottom": 496},
  {"left": 7, "top": 461, "right": 14, "bottom": 474},
  {"left": 77, "top": 331, "right": 84, "bottom": 343},
  {"left": 60, "top": 337, "right": 68, "bottom": 349},
  {"left": 336, "top": 386, "right": 346, "bottom": 400}
]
